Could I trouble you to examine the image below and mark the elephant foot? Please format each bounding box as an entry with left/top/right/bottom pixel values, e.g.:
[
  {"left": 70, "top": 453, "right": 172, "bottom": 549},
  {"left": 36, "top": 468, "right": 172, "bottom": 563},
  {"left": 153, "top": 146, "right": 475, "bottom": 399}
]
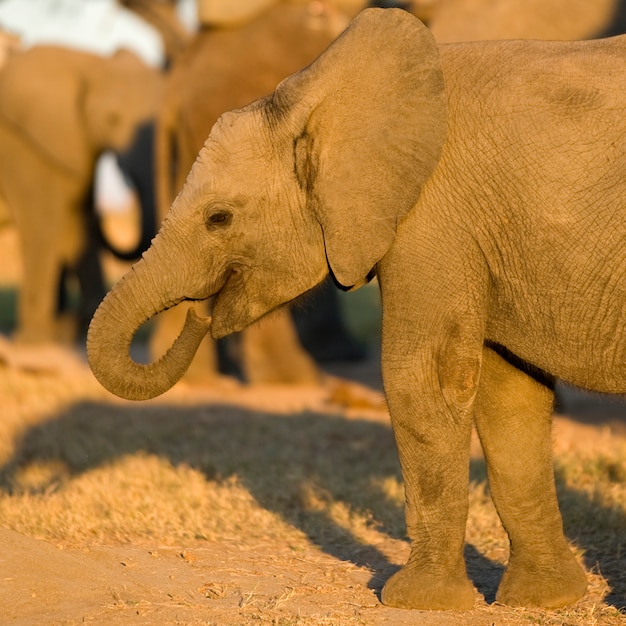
[
  {"left": 381, "top": 563, "right": 475, "bottom": 610},
  {"left": 496, "top": 550, "right": 587, "bottom": 608},
  {"left": 325, "top": 377, "right": 387, "bottom": 411}
]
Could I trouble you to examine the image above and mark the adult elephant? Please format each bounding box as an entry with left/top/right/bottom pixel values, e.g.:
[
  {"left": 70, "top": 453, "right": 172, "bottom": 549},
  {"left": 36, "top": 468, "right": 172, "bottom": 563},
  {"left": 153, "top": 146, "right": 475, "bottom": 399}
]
[
  {"left": 0, "top": 45, "right": 163, "bottom": 345},
  {"left": 88, "top": 9, "right": 625, "bottom": 610},
  {"left": 120, "top": 0, "right": 191, "bottom": 64},
  {"left": 419, "top": 0, "right": 623, "bottom": 42},
  {"left": 152, "top": 0, "right": 364, "bottom": 385}
]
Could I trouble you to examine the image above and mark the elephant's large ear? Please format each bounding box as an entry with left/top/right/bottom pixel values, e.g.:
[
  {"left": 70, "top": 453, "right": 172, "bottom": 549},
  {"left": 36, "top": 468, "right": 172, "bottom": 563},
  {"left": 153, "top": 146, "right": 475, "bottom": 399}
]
[
  {"left": 0, "top": 47, "right": 90, "bottom": 177},
  {"left": 273, "top": 8, "right": 447, "bottom": 288}
]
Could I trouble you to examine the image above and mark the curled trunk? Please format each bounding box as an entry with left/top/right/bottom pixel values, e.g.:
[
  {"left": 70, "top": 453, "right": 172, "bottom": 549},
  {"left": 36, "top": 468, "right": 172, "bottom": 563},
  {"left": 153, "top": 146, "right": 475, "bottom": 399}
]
[{"left": 86, "top": 255, "right": 212, "bottom": 401}]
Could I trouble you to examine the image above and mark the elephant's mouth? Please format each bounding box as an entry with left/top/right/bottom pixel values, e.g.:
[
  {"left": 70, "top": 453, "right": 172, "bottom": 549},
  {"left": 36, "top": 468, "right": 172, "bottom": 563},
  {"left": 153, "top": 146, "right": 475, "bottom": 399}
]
[
  {"left": 210, "top": 264, "right": 257, "bottom": 338},
  {"left": 214, "top": 264, "right": 244, "bottom": 297},
  {"left": 183, "top": 264, "right": 242, "bottom": 310},
  {"left": 206, "top": 264, "right": 243, "bottom": 306}
]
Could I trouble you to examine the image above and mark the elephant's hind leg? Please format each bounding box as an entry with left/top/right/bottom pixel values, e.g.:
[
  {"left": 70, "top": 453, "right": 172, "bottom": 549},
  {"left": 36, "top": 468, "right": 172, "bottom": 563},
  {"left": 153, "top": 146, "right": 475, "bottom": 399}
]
[
  {"left": 241, "top": 308, "right": 320, "bottom": 385},
  {"left": 474, "top": 346, "right": 587, "bottom": 608}
]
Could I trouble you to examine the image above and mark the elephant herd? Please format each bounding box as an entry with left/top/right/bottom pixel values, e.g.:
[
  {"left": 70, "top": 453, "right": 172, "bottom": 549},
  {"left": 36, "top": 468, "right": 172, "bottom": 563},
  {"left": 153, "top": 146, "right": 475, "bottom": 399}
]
[
  {"left": 0, "top": 0, "right": 624, "bottom": 385},
  {"left": 0, "top": 0, "right": 368, "bottom": 382},
  {"left": 86, "top": 6, "right": 625, "bottom": 610},
  {"left": 2, "top": 0, "right": 624, "bottom": 614}
]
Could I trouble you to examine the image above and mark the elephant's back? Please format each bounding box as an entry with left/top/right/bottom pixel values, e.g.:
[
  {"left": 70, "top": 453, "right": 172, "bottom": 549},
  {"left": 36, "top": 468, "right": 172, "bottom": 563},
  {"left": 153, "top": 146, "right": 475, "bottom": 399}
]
[{"left": 0, "top": 45, "right": 92, "bottom": 124}]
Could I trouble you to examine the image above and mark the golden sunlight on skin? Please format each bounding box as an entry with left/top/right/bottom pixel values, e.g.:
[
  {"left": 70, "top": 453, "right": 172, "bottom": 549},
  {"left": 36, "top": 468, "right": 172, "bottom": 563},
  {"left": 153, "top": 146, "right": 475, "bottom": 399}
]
[{"left": 86, "top": 9, "right": 625, "bottom": 612}]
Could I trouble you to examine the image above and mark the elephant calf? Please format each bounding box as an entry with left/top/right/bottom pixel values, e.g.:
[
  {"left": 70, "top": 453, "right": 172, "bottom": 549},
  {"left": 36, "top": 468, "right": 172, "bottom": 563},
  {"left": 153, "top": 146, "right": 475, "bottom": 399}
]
[{"left": 87, "top": 8, "right": 626, "bottom": 611}]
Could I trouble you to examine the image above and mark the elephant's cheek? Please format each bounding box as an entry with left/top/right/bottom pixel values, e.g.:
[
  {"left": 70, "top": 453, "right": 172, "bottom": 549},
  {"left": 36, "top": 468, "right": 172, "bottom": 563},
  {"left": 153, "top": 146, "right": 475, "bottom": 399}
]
[
  {"left": 210, "top": 307, "right": 247, "bottom": 339},
  {"left": 210, "top": 285, "right": 269, "bottom": 339},
  {"left": 209, "top": 293, "right": 246, "bottom": 339}
]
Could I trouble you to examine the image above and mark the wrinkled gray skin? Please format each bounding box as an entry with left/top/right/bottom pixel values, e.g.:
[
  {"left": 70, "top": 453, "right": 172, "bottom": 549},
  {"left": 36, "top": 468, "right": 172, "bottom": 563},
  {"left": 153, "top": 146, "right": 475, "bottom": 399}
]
[{"left": 88, "top": 9, "right": 626, "bottom": 611}]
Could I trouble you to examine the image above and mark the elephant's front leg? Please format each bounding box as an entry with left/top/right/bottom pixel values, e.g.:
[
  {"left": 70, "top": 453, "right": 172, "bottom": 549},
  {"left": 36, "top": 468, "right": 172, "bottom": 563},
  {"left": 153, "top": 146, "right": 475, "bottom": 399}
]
[
  {"left": 380, "top": 328, "right": 482, "bottom": 610},
  {"left": 474, "top": 346, "right": 587, "bottom": 608}
]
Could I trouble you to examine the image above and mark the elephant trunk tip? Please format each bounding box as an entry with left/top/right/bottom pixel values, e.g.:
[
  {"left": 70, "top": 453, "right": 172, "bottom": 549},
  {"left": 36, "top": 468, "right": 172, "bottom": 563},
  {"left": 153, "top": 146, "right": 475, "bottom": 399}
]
[{"left": 87, "top": 304, "right": 213, "bottom": 402}]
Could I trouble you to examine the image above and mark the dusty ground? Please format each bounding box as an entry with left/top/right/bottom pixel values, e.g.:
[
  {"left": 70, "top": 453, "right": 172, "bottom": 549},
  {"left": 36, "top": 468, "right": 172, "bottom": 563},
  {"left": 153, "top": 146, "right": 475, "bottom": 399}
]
[
  {"left": 0, "top": 224, "right": 625, "bottom": 625},
  {"left": 0, "top": 354, "right": 624, "bottom": 625}
]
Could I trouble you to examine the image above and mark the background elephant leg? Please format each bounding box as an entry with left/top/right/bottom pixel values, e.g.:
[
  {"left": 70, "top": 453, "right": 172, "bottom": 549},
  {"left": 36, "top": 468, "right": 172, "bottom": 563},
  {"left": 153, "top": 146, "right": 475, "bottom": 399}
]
[
  {"left": 56, "top": 190, "right": 106, "bottom": 341},
  {"left": 73, "top": 216, "right": 106, "bottom": 338},
  {"left": 16, "top": 228, "right": 63, "bottom": 344},
  {"left": 241, "top": 309, "right": 320, "bottom": 384},
  {"left": 3, "top": 162, "right": 70, "bottom": 344},
  {"left": 474, "top": 346, "right": 587, "bottom": 608},
  {"left": 150, "top": 302, "right": 221, "bottom": 384}
]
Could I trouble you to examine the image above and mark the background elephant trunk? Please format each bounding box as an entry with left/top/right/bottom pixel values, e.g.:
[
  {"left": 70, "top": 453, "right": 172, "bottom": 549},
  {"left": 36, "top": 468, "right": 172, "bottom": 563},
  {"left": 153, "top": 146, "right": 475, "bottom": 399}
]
[{"left": 86, "top": 251, "right": 212, "bottom": 401}]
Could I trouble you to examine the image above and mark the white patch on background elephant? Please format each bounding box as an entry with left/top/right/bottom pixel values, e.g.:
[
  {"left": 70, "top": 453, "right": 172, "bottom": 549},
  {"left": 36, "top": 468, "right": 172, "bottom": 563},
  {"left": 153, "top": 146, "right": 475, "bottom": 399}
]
[
  {"left": 0, "top": 0, "right": 165, "bottom": 66},
  {"left": 87, "top": 8, "right": 626, "bottom": 611}
]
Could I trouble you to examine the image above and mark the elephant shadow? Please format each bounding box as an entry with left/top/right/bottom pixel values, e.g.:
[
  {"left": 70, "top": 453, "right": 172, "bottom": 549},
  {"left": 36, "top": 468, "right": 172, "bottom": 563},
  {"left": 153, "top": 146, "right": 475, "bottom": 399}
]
[{"left": 0, "top": 399, "right": 623, "bottom": 609}]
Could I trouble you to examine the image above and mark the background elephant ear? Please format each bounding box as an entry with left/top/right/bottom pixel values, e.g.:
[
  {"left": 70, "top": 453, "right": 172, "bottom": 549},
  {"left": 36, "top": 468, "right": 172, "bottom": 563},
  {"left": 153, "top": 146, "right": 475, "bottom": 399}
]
[
  {"left": 276, "top": 8, "right": 447, "bottom": 288},
  {"left": 0, "top": 47, "right": 89, "bottom": 177}
]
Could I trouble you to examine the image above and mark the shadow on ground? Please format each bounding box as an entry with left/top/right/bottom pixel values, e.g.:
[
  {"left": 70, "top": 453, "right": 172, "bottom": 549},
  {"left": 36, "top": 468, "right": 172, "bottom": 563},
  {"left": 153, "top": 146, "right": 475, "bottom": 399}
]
[{"left": 1, "top": 399, "right": 624, "bottom": 609}]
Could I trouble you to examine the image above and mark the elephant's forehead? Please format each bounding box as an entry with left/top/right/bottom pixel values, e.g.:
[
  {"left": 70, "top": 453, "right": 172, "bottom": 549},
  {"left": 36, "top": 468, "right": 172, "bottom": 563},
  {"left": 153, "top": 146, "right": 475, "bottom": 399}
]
[
  {"left": 205, "top": 110, "right": 267, "bottom": 158},
  {"left": 190, "top": 120, "right": 275, "bottom": 191},
  {"left": 192, "top": 142, "right": 266, "bottom": 191},
  {"left": 180, "top": 148, "right": 264, "bottom": 209}
]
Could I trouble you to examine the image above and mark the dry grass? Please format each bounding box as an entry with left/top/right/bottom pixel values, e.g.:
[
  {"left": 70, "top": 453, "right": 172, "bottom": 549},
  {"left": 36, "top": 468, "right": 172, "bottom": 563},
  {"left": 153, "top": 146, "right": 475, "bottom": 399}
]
[{"left": 0, "top": 361, "right": 624, "bottom": 625}]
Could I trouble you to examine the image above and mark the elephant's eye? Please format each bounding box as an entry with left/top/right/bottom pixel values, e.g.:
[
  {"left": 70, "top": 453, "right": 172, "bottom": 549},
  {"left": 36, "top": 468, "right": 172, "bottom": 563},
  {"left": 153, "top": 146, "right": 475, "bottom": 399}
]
[{"left": 205, "top": 209, "right": 233, "bottom": 230}]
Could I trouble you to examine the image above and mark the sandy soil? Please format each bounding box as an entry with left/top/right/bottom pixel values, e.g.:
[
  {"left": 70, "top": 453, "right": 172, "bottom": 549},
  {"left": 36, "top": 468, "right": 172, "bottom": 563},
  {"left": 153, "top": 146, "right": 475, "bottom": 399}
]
[
  {"left": 0, "top": 225, "right": 625, "bottom": 625},
  {"left": 0, "top": 349, "right": 624, "bottom": 625}
]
